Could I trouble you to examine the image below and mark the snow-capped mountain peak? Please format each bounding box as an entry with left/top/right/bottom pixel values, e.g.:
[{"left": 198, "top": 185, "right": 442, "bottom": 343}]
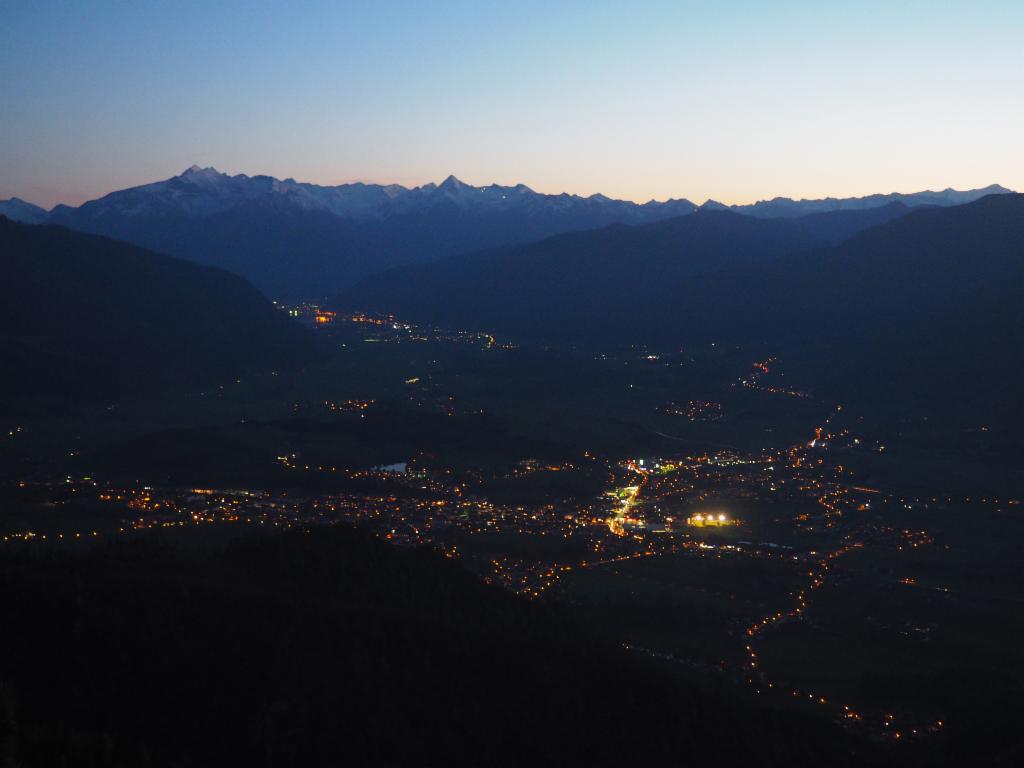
[{"left": 182, "top": 164, "right": 221, "bottom": 176}]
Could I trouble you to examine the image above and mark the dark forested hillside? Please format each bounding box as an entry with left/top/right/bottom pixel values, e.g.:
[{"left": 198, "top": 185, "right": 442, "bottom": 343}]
[
  {"left": 0, "top": 526, "right": 864, "bottom": 767},
  {"left": 0, "top": 217, "right": 313, "bottom": 403}
]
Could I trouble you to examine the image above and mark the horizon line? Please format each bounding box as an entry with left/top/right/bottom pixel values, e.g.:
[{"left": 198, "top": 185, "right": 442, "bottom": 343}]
[{"left": 3, "top": 166, "right": 1014, "bottom": 213}]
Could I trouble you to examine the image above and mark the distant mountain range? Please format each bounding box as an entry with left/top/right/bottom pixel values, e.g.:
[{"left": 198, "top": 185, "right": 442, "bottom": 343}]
[
  {"left": 0, "top": 216, "right": 312, "bottom": 404},
  {"left": 0, "top": 168, "right": 1010, "bottom": 299},
  {"left": 0, "top": 167, "right": 696, "bottom": 300},
  {"left": 702, "top": 184, "right": 1012, "bottom": 218}
]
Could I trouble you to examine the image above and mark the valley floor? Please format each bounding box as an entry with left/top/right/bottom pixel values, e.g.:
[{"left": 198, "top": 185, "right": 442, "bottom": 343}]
[{"left": 2, "top": 310, "right": 1021, "bottom": 765}]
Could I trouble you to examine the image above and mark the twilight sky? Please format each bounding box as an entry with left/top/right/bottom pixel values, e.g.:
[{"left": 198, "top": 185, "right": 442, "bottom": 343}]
[{"left": 2, "top": 0, "right": 1022, "bottom": 209}]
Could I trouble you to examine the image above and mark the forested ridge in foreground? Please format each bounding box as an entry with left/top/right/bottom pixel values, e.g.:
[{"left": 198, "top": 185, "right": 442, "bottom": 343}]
[{"left": 0, "top": 527, "right": 864, "bottom": 767}]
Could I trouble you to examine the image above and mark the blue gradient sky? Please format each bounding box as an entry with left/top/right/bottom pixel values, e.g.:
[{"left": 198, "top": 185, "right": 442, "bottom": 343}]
[{"left": 2, "top": 0, "right": 1021, "bottom": 208}]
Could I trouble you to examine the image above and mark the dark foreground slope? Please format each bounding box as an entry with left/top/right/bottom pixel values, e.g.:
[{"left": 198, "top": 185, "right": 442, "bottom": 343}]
[
  {"left": 0, "top": 527, "right": 862, "bottom": 768},
  {"left": 0, "top": 217, "right": 312, "bottom": 403}
]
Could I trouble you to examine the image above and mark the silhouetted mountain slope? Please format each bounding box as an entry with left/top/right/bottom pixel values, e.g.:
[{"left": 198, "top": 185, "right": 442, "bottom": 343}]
[
  {"left": 787, "top": 202, "right": 919, "bottom": 244},
  {"left": 0, "top": 197, "right": 47, "bottom": 224},
  {"left": 43, "top": 167, "right": 698, "bottom": 299},
  {"left": 0, "top": 217, "right": 312, "bottom": 402},
  {"left": 669, "top": 193, "right": 1024, "bottom": 350},
  {"left": 338, "top": 209, "right": 829, "bottom": 339},
  {"left": 0, "top": 526, "right": 864, "bottom": 767},
  {"left": 834, "top": 281, "right": 1024, "bottom": 427}
]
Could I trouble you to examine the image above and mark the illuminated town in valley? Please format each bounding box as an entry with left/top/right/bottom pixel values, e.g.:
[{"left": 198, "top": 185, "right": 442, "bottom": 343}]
[{"left": 4, "top": 309, "right": 1017, "bottom": 757}]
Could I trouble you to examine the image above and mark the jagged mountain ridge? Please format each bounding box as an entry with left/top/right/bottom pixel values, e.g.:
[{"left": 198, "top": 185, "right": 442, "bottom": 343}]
[
  {"left": 29, "top": 167, "right": 699, "bottom": 299},
  {"left": 43, "top": 166, "right": 701, "bottom": 223},
  {"left": 2, "top": 169, "right": 1012, "bottom": 299}
]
